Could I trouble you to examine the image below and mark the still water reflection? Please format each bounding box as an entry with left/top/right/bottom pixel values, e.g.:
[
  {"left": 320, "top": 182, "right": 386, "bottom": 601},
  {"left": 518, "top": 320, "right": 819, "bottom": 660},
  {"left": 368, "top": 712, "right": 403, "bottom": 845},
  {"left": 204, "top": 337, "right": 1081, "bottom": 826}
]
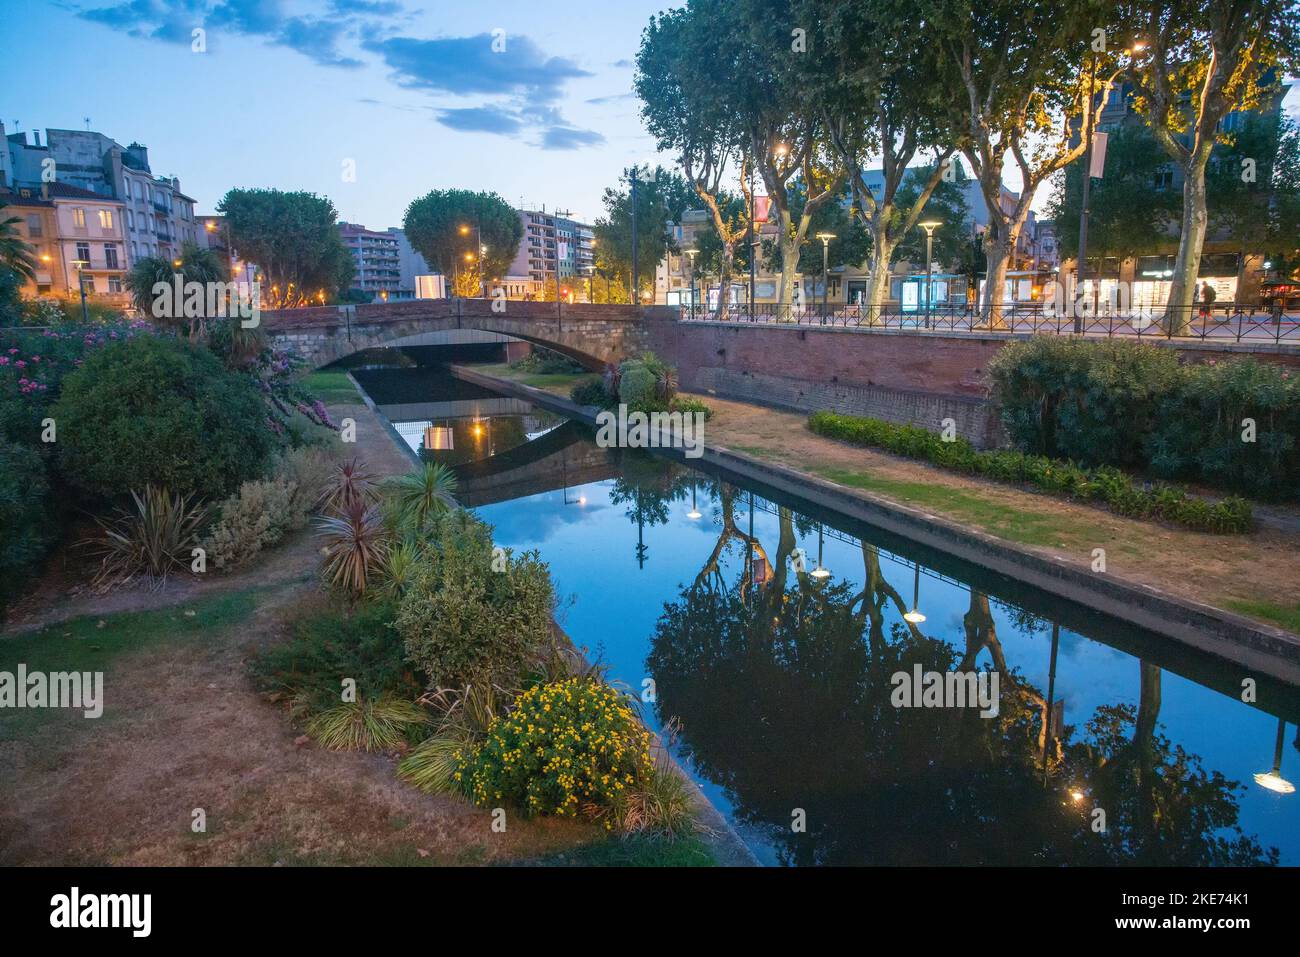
[{"left": 366, "top": 368, "right": 1300, "bottom": 866}]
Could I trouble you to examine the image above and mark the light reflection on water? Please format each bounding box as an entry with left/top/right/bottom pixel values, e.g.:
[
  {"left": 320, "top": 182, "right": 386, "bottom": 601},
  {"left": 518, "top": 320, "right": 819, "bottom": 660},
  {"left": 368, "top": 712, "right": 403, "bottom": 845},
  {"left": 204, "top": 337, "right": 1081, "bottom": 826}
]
[{"left": 362, "top": 367, "right": 1300, "bottom": 866}]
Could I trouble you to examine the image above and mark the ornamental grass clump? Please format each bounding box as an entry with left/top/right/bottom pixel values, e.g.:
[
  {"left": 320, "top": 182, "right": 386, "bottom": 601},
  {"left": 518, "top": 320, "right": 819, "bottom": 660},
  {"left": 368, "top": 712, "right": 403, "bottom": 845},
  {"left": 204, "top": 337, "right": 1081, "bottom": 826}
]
[{"left": 454, "top": 677, "right": 655, "bottom": 825}]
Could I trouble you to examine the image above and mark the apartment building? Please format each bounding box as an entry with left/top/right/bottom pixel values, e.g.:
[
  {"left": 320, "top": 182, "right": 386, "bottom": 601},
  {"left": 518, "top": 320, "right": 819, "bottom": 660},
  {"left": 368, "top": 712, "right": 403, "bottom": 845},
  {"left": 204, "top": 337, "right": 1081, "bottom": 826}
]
[
  {"left": 386, "top": 227, "right": 436, "bottom": 300},
  {"left": 507, "top": 208, "right": 595, "bottom": 299},
  {"left": 1, "top": 182, "right": 129, "bottom": 304},
  {"left": 2, "top": 126, "right": 203, "bottom": 267},
  {"left": 339, "top": 222, "right": 402, "bottom": 300}
]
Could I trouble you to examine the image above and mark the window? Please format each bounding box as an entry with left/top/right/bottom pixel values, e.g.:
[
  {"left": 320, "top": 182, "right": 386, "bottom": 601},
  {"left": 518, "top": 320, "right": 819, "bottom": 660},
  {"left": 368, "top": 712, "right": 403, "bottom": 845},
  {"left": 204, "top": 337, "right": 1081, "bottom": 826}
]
[
  {"left": 75, "top": 242, "right": 91, "bottom": 264},
  {"left": 125, "top": 210, "right": 134, "bottom": 229},
  {"left": 131, "top": 242, "right": 138, "bottom": 259},
  {"left": 25, "top": 214, "right": 42, "bottom": 238},
  {"left": 104, "top": 244, "right": 119, "bottom": 269},
  {"left": 72, "top": 208, "right": 86, "bottom": 228},
  {"left": 83, "top": 276, "right": 97, "bottom": 293},
  {"left": 108, "top": 276, "right": 123, "bottom": 293},
  {"left": 98, "top": 209, "right": 114, "bottom": 229}
]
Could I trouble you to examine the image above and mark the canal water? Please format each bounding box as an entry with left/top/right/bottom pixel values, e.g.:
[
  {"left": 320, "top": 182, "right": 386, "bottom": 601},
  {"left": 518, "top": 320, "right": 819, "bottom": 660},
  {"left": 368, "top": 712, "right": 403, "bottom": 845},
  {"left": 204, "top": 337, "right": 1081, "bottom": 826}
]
[{"left": 355, "top": 363, "right": 1300, "bottom": 866}]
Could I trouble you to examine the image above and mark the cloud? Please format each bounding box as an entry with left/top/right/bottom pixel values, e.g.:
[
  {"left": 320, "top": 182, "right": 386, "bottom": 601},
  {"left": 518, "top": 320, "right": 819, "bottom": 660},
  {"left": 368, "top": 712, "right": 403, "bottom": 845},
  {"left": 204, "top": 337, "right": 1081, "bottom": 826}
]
[
  {"left": 541, "top": 126, "right": 606, "bottom": 151},
  {"left": 586, "top": 92, "right": 636, "bottom": 105},
  {"left": 436, "top": 106, "right": 523, "bottom": 135},
  {"left": 363, "top": 32, "right": 591, "bottom": 104},
  {"left": 611, "top": 58, "right": 634, "bottom": 68},
  {"left": 76, "top": 0, "right": 382, "bottom": 68},
  {"left": 278, "top": 16, "right": 364, "bottom": 68}
]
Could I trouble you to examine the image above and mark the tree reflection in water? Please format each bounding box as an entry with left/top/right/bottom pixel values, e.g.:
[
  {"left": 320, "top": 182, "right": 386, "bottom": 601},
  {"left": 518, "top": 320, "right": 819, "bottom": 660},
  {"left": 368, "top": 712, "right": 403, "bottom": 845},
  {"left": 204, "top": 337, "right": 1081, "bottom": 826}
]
[{"left": 645, "top": 480, "right": 1277, "bottom": 866}]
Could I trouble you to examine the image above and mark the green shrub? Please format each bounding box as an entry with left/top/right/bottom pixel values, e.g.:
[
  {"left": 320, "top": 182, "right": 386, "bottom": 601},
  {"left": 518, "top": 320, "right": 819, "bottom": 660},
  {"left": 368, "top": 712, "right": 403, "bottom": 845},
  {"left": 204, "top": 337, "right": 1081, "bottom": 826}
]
[
  {"left": 250, "top": 598, "right": 422, "bottom": 714},
  {"left": 618, "top": 363, "right": 657, "bottom": 407},
  {"left": 510, "top": 351, "right": 585, "bottom": 375},
  {"left": 807, "top": 410, "right": 1253, "bottom": 533},
  {"left": 570, "top": 378, "right": 611, "bottom": 407},
  {"left": 203, "top": 478, "right": 300, "bottom": 570},
  {"left": 395, "top": 512, "right": 555, "bottom": 691},
  {"left": 987, "top": 337, "right": 1300, "bottom": 498},
  {"left": 0, "top": 440, "right": 51, "bottom": 601},
  {"left": 455, "top": 677, "right": 653, "bottom": 823},
  {"left": 51, "top": 335, "right": 274, "bottom": 500},
  {"left": 1145, "top": 358, "right": 1300, "bottom": 499}
]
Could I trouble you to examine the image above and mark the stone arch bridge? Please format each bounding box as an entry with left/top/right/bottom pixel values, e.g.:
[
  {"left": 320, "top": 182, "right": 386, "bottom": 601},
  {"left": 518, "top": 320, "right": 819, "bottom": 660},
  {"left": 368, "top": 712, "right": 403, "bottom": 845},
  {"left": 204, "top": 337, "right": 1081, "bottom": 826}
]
[{"left": 263, "top": 298, "right": 676, "bottom": 370}]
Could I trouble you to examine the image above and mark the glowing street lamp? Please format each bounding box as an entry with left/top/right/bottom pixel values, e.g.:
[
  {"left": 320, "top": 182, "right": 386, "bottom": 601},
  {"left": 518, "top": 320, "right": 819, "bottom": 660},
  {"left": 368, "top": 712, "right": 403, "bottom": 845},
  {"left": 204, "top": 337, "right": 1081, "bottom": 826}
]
[
  {"left": 684, "top": 246, "right": 699, "bottom": 320},
  {"left": 917, "top": 220, "right": 942, "bottom": 329},
  {"left": 903, "top": 563, "right": 927, "bottom": 624},
  {"left": 816, "top": 232, "right": 836, "bottom": 319}
]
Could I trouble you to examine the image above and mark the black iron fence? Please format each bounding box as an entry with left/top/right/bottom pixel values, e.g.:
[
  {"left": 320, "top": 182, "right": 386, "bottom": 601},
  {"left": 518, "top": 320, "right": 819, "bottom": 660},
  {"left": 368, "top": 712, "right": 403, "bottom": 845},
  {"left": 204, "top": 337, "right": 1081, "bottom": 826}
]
[{"left": 676, "top": 301, "right": 1300, "bottom": 345}]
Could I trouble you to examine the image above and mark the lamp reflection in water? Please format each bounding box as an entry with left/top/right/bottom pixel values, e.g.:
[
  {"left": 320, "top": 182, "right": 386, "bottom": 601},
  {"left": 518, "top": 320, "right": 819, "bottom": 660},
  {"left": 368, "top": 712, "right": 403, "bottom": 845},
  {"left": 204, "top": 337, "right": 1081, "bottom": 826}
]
[
  {"left": 809, "top": 524, "right": 831, "bottom": 579},
  {"left": 902, "top": 563, "right": 926, "bottom": 624},
  {"left": 686, "top": 482, "right": 702, "bottom": 520},
  {"left": 1254, "top": 718, "right": 1296, "bottom": 794}
]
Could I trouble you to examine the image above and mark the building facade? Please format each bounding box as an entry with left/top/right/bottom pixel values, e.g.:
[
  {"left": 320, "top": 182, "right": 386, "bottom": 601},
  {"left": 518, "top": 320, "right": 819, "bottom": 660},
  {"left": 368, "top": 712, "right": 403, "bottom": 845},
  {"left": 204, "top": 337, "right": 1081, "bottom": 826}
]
[
  {"left": 506, "top": 208, "right": 595, "bottom": 299},
  {"left": 2, "top": 126, "right": 203, "bottom": 268},
  {"left": 1, "top": 181, "right": 129, "bottom": 305},
  {"left": 338, "top": 222, "right": 402, "bottom": 300}
]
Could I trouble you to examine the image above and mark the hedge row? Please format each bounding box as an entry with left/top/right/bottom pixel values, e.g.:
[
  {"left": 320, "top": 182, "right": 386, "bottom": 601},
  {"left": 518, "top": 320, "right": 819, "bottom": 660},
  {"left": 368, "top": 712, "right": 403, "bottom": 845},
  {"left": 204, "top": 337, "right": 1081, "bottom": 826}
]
[
  {"left": 807, "top": 410, "right": 1254, "bottom": 534},
  {"left": 985, "top": 337, "right": 1299, "bottom": 500}
]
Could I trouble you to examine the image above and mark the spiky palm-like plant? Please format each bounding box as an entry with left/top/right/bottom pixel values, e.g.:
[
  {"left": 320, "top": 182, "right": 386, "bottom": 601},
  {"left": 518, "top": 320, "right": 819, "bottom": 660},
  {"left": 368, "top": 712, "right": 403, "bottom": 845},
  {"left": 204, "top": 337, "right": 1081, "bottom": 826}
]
[
  {"left": 82, "top": 485, "right": 208, "bottom": 590},
  {"left": 386, "top": 462, "right": 458, "bottom": 532},
  {"left": 0, "top": 199, "right": 37, "bottom": 283},
  {"left": 320, "top": 456, "right": 379, "bottom": 515},
  {"left": 316, "top": 499, "right": 388, "bottom": 597},
  {"left": 125, "top": 242, "right": 227, "bottom": 335}
]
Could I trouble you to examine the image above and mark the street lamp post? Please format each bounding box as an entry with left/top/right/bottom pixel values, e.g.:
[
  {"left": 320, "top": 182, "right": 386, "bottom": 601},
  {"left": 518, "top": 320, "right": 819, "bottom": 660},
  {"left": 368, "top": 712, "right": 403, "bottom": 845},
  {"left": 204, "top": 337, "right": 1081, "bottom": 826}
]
[
  {"left": 903, "top": 564, "right": 927, "bottom": 624},
  {"left": 918, "top": 220, "right": 942, "bottom": 329},
  {"left": 72, "top": 260, "right": 90, "bottom": 323},
  {"left": 1075, "top": 42, "right": 1144, "bottom": 331},
  {"left": 816, "top": 232, "right": 836, "bottom": 322},
  {"left": 685, "top": 247, "right": 698, "bottom": 321},
  {"left": 631, "top": 166, "right": 639, "bottom": 306}
]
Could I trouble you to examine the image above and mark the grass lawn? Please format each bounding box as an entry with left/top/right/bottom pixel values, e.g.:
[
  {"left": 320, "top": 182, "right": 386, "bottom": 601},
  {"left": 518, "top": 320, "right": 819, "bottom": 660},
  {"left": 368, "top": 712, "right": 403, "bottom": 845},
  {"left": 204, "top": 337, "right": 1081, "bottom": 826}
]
[
  {"left": 527, "top": 834, "right": 716, "bottom": 867},
  {"left": 1223, "top": 599, "right": 1300, "bottom": 634},
  {"left": 472, "top": 363, "right": 596, "bottom": 397},
  {"left": 301, "top": 370, "right": 362, "bottom": 404},
  {"left": 813, "top": 466, "right": 1098, "bottom": 549},
  {"left": 0, "top": 588, "right": 265, "bottom": 740}
]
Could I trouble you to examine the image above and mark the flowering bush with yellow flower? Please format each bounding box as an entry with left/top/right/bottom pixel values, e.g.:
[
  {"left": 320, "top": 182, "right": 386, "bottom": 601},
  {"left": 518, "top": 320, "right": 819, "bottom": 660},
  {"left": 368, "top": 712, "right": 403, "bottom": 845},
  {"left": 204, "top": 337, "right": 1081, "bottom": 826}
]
[{"left": 454, "top": 677, "right": 654, "bottom": 824}]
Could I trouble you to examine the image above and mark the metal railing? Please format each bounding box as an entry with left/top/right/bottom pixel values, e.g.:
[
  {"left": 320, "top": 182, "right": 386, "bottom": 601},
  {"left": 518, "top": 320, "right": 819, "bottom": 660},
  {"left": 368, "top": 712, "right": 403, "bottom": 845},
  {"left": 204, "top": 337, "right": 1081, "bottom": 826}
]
[{"left": 677, "top": 301, "right": 1300, "bottom": 345}]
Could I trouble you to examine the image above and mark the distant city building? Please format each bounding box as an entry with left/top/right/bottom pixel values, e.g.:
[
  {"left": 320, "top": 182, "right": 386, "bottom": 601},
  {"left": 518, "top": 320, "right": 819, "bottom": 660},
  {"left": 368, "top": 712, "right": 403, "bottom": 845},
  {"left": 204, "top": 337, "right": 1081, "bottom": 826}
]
[
  {"left": 339, "top": 222, "right": 402, "bottom": 300},
  {"left": 1, "top": 124, "right": 202, "bottom": 268},
  {"left": 1, "top": 181, "right": 128, "bottom": 305},
  {"left": 386, "top": 227, "right": 436, "bottom": 300},
  {"left": 507, "top": 208, "right": 595, "bottom": 299}
]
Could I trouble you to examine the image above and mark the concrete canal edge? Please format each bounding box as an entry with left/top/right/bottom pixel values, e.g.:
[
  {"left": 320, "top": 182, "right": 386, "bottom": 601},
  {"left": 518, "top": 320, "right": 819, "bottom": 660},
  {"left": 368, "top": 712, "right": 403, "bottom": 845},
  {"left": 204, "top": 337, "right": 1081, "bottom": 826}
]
[
  {"left": 356, "top": 370, "right": 760, "bottom": 866},
  {"left": 451, "top": 364, "right": 1300, "bottom": 687}
]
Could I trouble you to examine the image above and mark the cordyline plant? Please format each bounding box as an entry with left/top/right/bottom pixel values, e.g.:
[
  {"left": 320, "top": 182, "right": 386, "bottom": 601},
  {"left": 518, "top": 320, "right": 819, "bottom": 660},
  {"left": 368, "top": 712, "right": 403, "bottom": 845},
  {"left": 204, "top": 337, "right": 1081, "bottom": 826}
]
[
  {"left": 316, "top": 499, "right": 389, "bottom": 598},
  {"left": 82, "top": 485, "right": 208, "bottom": 591}
]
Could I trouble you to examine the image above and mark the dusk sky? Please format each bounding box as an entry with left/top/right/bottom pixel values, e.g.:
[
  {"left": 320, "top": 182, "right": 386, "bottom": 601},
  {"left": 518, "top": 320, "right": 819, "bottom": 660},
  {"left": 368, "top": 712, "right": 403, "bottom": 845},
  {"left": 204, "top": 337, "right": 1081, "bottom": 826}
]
[
  {"left": 2, "top": 0, "right": 672, "bottom": 227},
  {"left": 3, "top": 1, "right": 1297, "bottom": 230}
]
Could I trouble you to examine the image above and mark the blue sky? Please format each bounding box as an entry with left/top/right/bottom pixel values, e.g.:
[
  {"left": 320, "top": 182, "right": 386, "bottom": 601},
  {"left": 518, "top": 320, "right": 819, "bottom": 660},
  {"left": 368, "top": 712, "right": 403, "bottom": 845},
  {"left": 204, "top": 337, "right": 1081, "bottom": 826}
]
[
  {"left": 3, "top": 1, "right": 1297, "bottom": 230},
  {"left": 1, "top": 0, "right": 669, "bottom": 227}
]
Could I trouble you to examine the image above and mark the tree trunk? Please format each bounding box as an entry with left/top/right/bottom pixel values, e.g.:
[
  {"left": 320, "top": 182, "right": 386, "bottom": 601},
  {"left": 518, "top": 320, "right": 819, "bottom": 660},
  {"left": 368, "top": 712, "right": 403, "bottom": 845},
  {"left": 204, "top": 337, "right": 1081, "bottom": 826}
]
[
  {"left": 777, "top": 234, "right": 798, "bottom": 309},
  {"left": 713, "top": 250, "right": 733, "bottom": 319},
  {"left": 1165, "top": 161, "right": 1209, "bottom": 336},
  {"left": 865, "top": 234, "right": 896, "bottom": 325},
  {"left": 982, "top": 230, "right": 1014, "bottom": 329}
]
